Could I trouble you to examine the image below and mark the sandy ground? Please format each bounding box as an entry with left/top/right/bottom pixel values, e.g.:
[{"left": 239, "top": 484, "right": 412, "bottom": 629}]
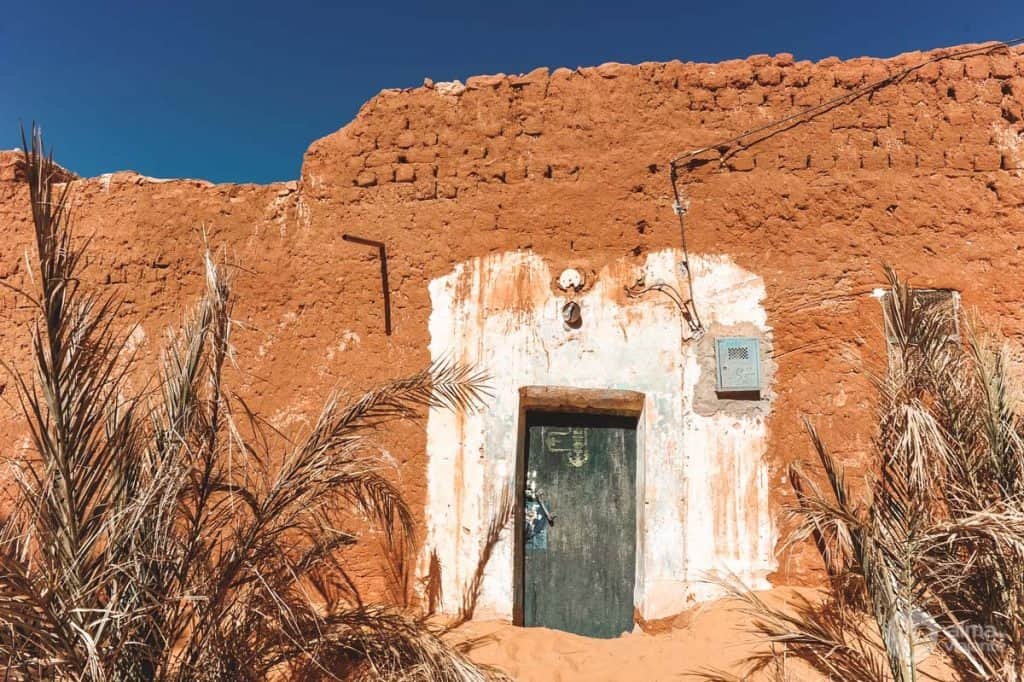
[{"left": 453, "top": 588, "right": 825, "bottom": 681}]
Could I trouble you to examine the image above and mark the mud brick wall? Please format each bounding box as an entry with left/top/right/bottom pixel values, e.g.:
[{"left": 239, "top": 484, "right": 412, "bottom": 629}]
[{"left": 2, "top": 42, "right": 1023, "bottom": 608}]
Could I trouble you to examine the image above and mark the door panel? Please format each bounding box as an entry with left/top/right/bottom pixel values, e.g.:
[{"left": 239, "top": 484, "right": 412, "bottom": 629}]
[{"left": 522, "top": 412, "right": 637, "bottom": 638}]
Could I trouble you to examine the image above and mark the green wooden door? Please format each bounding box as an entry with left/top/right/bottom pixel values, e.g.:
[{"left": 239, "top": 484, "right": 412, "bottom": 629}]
[{"left": 522, "top": 411, "right": 637, "bottom": 638}]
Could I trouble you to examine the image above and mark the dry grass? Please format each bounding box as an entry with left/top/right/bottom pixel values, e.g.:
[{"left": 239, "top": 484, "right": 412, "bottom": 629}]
[
  {"left": 0, "top": 126, "right": 509, "bottom": 681},
  {"left": 702, "top": 267, "right": 1024, "bottom": 682}
]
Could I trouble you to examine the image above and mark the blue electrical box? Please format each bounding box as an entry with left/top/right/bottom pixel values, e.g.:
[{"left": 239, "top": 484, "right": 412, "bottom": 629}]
[{"left": 715, "top": 337, "right": 761, "bottom": 394}]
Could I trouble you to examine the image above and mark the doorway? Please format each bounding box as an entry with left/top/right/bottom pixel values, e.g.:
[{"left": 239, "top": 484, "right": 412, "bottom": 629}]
[{"left": 518, "top": 410, "right": 638, "bottom": 638}]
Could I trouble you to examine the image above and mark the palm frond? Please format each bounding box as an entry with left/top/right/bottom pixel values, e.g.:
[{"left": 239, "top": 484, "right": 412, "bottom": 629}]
[
  {"left": 709, "top": 267, "right": 1024, "bottom": 682},
  {"left": 0, "top": 125, "right": 504, "bottom": 681}
]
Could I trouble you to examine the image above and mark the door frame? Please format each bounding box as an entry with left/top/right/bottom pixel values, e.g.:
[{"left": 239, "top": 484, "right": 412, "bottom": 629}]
[{"left": 512, "top": 386, "right": 646, "bottom": 627}]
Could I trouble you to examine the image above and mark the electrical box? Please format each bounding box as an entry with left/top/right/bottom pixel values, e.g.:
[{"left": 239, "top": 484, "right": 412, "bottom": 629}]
[{"left": 715, "top": 337, "right": 761, "bottom": 394}]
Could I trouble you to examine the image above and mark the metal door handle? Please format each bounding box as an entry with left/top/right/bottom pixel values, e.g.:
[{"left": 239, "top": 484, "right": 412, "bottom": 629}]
[{"left": 535, "top": 492, "right": 556, "bottom": 527}]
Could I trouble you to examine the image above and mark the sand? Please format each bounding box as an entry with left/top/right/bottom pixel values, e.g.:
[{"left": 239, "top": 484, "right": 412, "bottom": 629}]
[{"left": 453, "top": 588, "right": 825, "bottom": 681}]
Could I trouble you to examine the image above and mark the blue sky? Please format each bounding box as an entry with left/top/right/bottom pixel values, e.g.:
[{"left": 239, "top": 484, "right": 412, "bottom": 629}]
[{"left": 3, "top": 1, "right": 1021, "bottom": 183}]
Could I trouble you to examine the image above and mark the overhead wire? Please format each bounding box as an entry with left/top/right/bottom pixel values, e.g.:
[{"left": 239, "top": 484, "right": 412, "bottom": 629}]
[
  {"left": 666, "top": 37, "right": 1024, "bottom": 341},
  {"left": 669, "top": 38, "right": 1024, "bottom": 168}
]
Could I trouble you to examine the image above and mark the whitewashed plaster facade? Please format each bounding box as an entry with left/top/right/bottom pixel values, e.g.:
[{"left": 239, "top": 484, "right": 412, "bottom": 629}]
[{"left": 422, "top": 248, "right": 777, "bottom": 621}]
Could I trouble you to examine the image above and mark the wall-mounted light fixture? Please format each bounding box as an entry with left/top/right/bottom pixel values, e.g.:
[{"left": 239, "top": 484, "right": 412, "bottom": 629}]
[
  {"left": 558, "top": 268, "right": 584, "bottom": 291},
  {"left": 562, "top": 301, "right": 582, "bottom": 329}
]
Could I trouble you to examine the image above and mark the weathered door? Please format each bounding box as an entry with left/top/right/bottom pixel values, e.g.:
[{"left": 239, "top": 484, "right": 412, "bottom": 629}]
[{"left": 522, "top": 411, "right": 637, "bottom": 638}]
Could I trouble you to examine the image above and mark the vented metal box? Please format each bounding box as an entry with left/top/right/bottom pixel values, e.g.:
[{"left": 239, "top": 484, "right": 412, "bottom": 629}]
[{"left": 715, "top": 337, "right": 761, "bottom": 394}]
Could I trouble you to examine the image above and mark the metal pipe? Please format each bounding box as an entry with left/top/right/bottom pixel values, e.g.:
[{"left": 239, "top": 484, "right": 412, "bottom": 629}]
[{"left": 342, "top": 234, "right": 392, "bottom": 335}]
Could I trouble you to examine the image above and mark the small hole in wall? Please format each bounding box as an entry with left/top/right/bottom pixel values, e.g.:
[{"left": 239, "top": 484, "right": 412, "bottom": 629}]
[
  {"left": 544, "top": 166, "right": 553, "bottom": 179},
  {"left": 1003, "top": 82, "right": 1013, "bottom": 96},
  {"left": 947, "top": 86, "right": 957, "bottom": 99},
  {"left": 1003, "top": 108, "right": 1020, "bottom": 124},
  {"left": 631, "top": 245, "right": 645, "bottom": 257},
  {"left": 636, "top": 220, "right": 648, "bottom": 234},
  {"left": 647, "top": 164, "right": 659, "bottom": 174}
]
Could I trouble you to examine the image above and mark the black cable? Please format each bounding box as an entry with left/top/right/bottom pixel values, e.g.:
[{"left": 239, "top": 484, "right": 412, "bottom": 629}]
[
  {"left": 670, "top": 163, "right": 704, "bottom": 338},
  {"left": 669, "top": 38, "right": 1024, "bottom": 167},
  {"left": 667, "top": 37, "right": 1024, "bottom": 341}
]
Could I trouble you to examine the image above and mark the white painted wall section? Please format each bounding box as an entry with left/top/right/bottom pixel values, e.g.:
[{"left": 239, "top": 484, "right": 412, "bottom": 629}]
[{"left": 422, "top": 249, "right": 776, "bottom": 622}]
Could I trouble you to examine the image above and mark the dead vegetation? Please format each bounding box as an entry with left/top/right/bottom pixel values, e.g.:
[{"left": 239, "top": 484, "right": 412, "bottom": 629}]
[
  {"left": 0, "top": 127, "right": 508, "bottom": 681},
  {"left": 703, "top": 267, "right": 1024, "bottom": 681}
]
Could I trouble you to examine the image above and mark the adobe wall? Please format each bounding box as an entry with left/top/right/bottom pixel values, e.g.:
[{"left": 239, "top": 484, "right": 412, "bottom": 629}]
[{"left": 2, "top": 42, "right": 1024, "bottom": 620}]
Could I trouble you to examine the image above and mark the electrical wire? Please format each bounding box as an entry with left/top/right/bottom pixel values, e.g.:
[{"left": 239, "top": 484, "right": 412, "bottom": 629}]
[
  {"left": 669, "top": 38, "right": 1024, "bottom": 168},
  {"left": 667, "top": 37, "right": 1024, "bottom": 341},
  {"left": 669, "top": 164, "right": 704, "bottom": 338}
]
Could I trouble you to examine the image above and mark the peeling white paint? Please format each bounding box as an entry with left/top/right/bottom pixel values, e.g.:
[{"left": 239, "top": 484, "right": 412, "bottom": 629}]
[
  {"left": 434, "top": 80, "right": 466, "bottom": 97},
  {"left": 125, "top": 325, "right": 147, "bottom": 353},
  {"left": 296, "top": 195, "right": 312, "bottom": 230},
  {"left": 993, "top": 122, "right": 1023, "bottom": 172},
  {"left": 268, "top": 406, "right": 312, "bottom": 431},
  {"left": 422, "top": 249, "right": 776, "bottom": 622}
]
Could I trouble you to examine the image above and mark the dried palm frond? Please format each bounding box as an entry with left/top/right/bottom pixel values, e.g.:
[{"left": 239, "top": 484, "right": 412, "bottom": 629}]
[
  {"left": 453, "top": 486, "right": 515, "bottom": 629},
  {"left": 702, "top": 266, "right": 1024, "bottom": 682},
  {"left": 695, "top": 574, "right": 890, "bottom": 682},
  {"left": 0, "top": 125, "right": 504, "bottom": 681}
]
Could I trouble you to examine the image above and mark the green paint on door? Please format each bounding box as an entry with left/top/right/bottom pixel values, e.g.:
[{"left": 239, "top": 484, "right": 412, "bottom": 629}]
[{"left": 522, "top": 411, "right": 637, "bottom": 638}]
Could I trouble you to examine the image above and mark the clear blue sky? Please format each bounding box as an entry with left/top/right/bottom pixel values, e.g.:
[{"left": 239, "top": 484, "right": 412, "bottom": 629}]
[{"left": 3, "top": 1, "right": 1021, "bottom": 183}]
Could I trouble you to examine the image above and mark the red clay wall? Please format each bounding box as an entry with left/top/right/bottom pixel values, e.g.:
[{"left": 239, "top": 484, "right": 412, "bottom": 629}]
[{"left": 2, "top": 42, "right": 1024, "bottom": 591}]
